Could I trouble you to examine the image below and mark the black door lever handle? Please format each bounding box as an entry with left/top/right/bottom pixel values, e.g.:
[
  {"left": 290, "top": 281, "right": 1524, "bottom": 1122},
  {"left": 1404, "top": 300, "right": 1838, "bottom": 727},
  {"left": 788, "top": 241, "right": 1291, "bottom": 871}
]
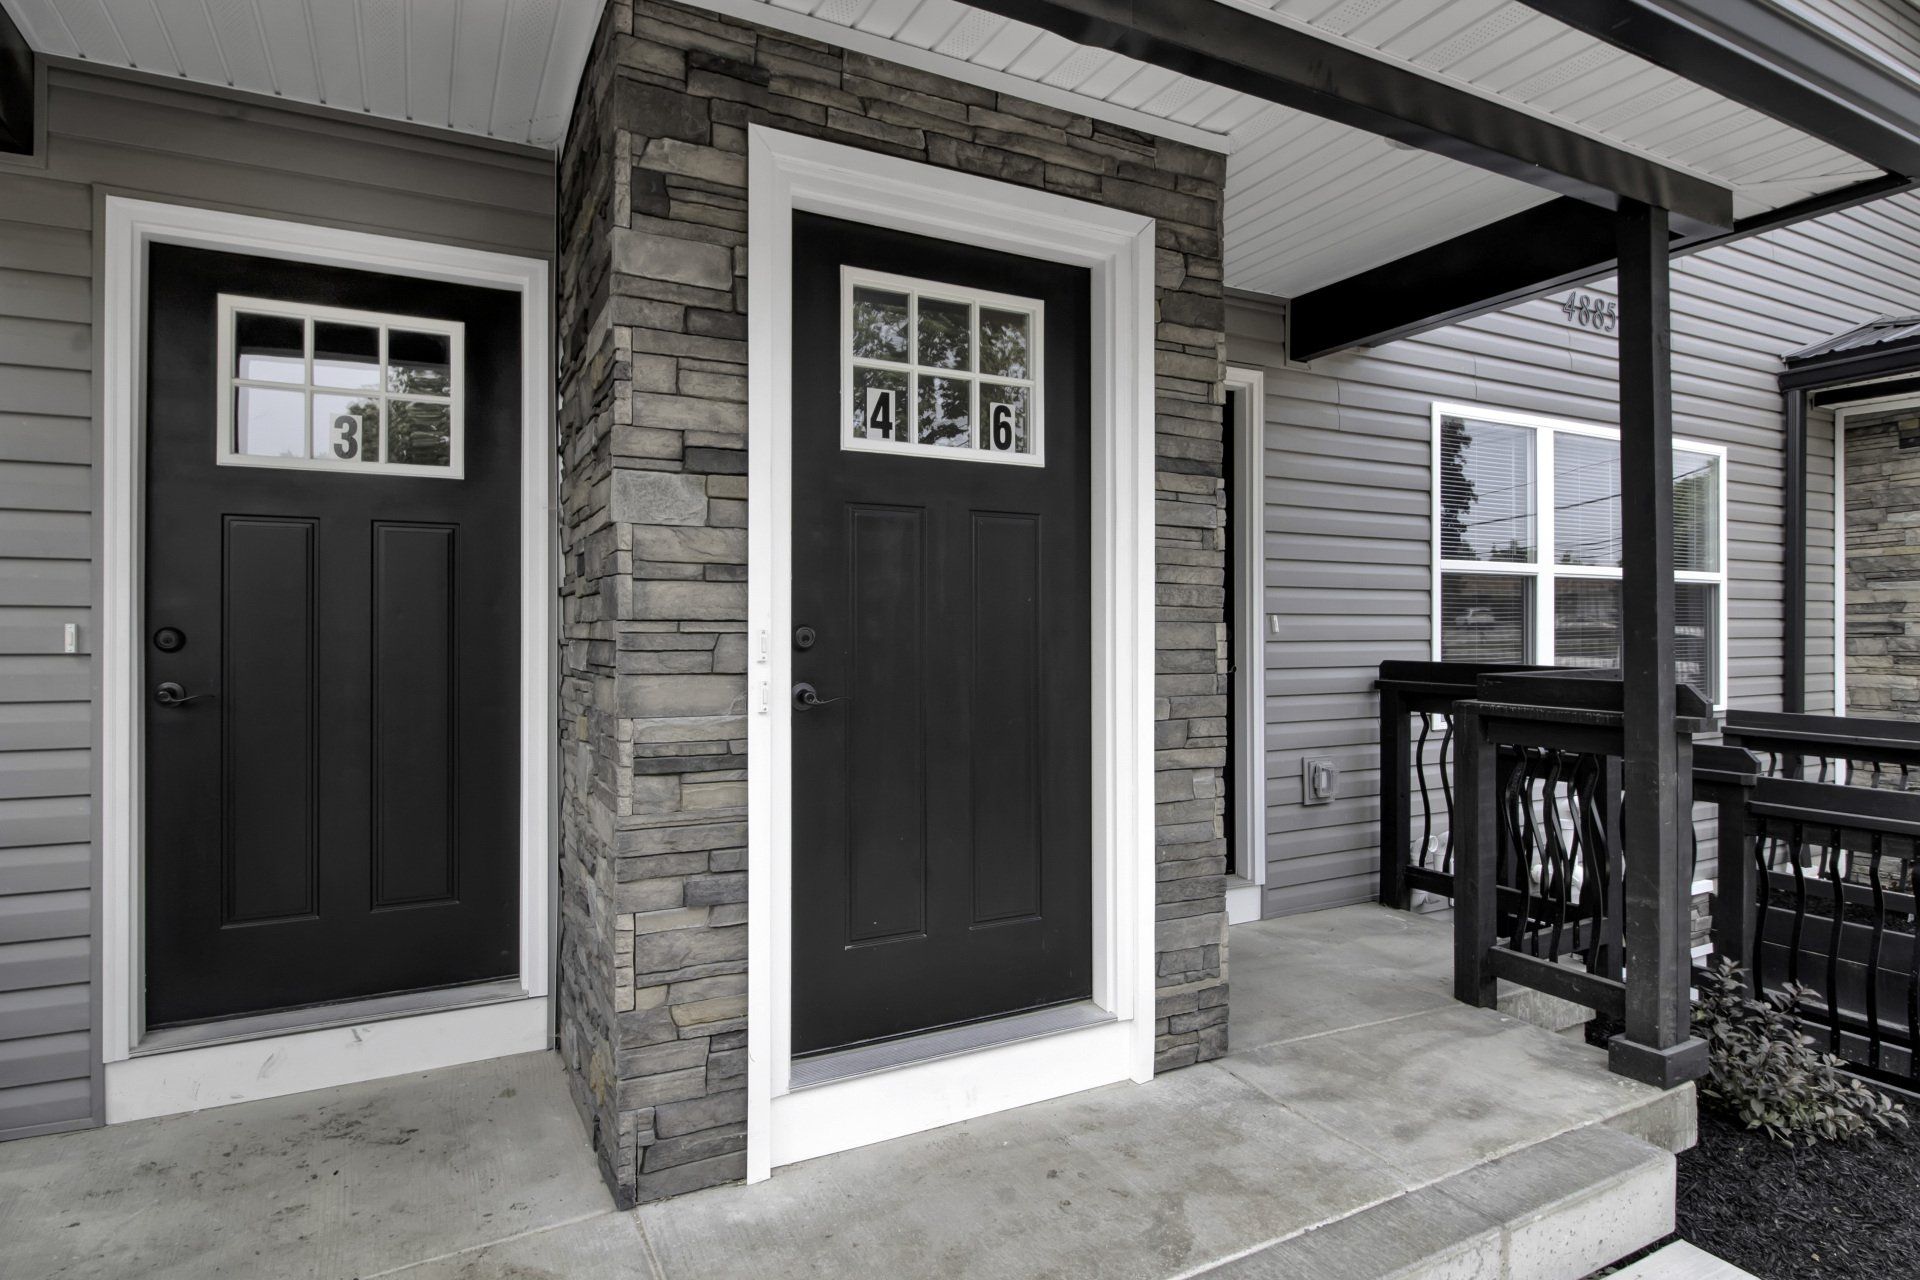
[
  {"left": 792, "top": 682, "right": 846, "bottom": 711},
  {"left": 154, "top": 681, "right": 215, "bottom": 708}
]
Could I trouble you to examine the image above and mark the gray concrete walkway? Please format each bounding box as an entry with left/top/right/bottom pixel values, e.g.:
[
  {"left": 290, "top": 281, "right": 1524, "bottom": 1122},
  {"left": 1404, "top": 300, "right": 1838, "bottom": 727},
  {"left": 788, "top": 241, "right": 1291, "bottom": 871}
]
[{"left": 0, "top": 906, "right": 1691, "bottom": 1279}]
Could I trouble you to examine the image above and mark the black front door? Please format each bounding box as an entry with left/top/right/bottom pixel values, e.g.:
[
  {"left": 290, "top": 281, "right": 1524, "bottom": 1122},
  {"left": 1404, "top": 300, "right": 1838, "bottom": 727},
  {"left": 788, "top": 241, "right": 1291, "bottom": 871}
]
[
  {"left": 143, "top": 244, "right": 522, "bottom": 1029},
  {"left": 790, "top": 213, "right": 1093, "bottom": 1057}
]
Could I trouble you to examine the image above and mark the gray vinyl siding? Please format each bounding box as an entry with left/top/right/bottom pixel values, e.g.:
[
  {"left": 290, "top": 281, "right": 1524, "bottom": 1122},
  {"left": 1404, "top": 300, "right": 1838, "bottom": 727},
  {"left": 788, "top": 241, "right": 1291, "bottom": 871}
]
[
  {"left": 1775, "top": 0, "right": 1920, "bottom": 79},
  {"left": 1229, "top": 191, "right": 1920, "bottom": 918},
  {"left": 0, "top": 63, "right": 553, "bottom": 1140}
]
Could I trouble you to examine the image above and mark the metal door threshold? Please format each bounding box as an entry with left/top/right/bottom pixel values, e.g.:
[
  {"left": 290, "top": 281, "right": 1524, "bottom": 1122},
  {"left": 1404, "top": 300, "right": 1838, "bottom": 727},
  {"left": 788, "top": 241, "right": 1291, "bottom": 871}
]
[
  {"left": 789, "top": 1001, "right": 1113, "bottom": 1089},
  {"left": 133, "top": 978, "right": 529, "bottom": 1056}
]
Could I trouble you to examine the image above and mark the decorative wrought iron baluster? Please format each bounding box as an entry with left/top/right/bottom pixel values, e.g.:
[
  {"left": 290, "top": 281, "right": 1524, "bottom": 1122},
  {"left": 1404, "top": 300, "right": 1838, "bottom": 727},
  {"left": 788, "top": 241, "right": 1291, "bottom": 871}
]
[
  {"left": 1822, "top": 826, "right": 1846, "bottom": 1055},
  {"left": 1787, "top": 820, "right": 1809, "bottom": 990},
  {"left": 1439, "top": 717, "right": 1456, "bottom": 876},
  {"left": 1504, "top": 752, "right": 1537, "bottom": 955},
  {"left": 1750, "top": 820, "right": 1776, "bottom": 998},
  {"left": 1540, "top": 751, "right": 1573, "bottom": 963},
  {"left": 1414, "top": 712, "right": 1434, "bottom": 870},
  {"left": 1866, "top": 832, "right": 1886, "bottom": 1072},
  {"left": 1572, "top": 757, "right": 1606, "bottom": 976},
  {"left": 1909, "top": 851, "right": 1920, "bottom": 1084}
]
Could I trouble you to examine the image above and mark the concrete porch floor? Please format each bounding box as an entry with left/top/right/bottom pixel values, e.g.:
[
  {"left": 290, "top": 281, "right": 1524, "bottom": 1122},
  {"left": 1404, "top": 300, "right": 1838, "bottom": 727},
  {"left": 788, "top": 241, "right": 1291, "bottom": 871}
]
[{"left": 0, "top": 906, "right": 1692, "bottom": 1279}]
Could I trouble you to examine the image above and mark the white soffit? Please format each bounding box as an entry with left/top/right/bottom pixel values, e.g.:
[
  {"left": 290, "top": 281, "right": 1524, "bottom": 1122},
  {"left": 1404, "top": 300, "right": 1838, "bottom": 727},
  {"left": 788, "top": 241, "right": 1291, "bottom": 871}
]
[
  {"left": 5, "top": 0, "right": 1896, "bottom": 298},
  {"left": 0, "top": 0, "right": 601, "bottom": 148},
  {"left": 705, "top": 0, "right": 1886, "bottom": 297},
  {"left": 1244, "top": 0, "right": 1879, "bottom": 211}
]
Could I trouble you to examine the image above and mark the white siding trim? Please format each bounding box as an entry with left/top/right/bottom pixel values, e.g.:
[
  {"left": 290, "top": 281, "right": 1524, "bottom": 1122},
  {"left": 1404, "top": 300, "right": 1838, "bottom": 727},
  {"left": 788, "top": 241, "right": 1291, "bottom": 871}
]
[
  {"left": 98, "top": 197, "right": 554, "bottom": 1090},
  {"left": 745, "top": 124, "right": 1157, "bottom": 1182},
  {"left": 1225, "top": 366, "right": 1267, "bottom": 925}
]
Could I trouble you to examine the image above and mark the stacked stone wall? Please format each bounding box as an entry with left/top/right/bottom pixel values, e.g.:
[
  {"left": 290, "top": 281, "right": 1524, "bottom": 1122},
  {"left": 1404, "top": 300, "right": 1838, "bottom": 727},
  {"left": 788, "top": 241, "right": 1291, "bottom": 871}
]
[
  {"left": 1846, "top": 415, "right": 1920, "bottom": 719},
  {"left": 556, "top": 0, "right": 1231, "bottom": 1204}
]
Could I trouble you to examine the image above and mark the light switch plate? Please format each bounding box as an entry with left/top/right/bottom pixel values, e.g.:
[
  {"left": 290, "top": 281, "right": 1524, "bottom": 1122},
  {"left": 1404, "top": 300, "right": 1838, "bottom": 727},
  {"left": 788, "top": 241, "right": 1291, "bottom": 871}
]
[{"left": 1302, "top": 756, "right": 1337, "bottom": 805}]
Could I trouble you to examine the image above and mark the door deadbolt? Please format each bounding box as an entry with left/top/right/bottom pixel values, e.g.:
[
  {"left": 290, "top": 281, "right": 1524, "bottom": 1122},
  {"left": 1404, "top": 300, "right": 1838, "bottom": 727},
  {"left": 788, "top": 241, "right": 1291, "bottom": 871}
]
[
  {"left": 153, "top": 626, "right": 186, "bottom": 653},
  {"left": 794, "top": 626, "right": 817, "bottom": 650}
]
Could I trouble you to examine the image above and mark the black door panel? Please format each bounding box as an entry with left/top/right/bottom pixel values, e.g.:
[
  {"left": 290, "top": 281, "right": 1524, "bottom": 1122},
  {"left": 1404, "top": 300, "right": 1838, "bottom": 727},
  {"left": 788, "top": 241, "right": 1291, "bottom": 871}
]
[
  {"left": 790, "top": 213, "right": 1093, "bottom": 1056},
  {"left": 144, "top": 244, "right": 521, "bottom": 1028}
]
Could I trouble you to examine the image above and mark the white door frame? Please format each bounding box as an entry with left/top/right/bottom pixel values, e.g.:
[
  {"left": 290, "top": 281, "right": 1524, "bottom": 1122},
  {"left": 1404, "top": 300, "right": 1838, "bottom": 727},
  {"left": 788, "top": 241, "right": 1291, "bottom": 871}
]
[
  {"left": 1224, "top": 368, "right": 1268, "bottom": 925},
  {"left": 98, "top": 196, "right": 554, "bottom": 1120},
  {"left": 744, "top": 126, "right": 1158, "bottom": 1179}
]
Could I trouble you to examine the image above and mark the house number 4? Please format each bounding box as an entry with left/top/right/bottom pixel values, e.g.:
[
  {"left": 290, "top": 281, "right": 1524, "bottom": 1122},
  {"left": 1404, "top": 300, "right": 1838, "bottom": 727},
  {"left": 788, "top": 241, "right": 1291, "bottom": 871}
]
[{"left": 1561, "top": 291, "right": 1618, "bottom": 333}]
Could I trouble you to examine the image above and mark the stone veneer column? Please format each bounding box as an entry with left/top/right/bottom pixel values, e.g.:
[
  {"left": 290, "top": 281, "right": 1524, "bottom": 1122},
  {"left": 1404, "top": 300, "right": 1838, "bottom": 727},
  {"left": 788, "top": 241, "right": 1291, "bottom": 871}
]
[
  {"left": 555, "top": 0, "right": 1233, "bottom": 1205},
  {"left": 1844, "top": 415, "right": 1920, "bottom": 719}
]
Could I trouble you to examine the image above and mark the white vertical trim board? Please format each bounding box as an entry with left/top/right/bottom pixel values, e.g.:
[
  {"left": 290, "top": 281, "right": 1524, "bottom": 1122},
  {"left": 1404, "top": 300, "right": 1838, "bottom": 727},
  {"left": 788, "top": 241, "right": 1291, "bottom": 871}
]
[
  {"left": 745, "top": 126, "right": 1158, "bottom": 1180},
  {"left": 1224, "top": 367, "right": 1268, "bottom": 926},
  {"left": 99, "top": 197, "right": 554, "bottom": 1114}
]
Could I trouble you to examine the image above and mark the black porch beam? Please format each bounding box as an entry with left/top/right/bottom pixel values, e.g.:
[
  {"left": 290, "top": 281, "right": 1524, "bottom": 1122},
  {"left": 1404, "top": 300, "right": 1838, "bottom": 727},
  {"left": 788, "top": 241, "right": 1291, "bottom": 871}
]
[
  {"left": 0, "top": 3, "right": 33, "bottom": 156},
  {"left": 1289, "top": 197, "right": 1617, "bottom": 361},
  {"left": 960, "top": 0, "right": 1733, "bottom": 233},
  {"left": 1289, "top": 172, "right": 1913, "bottom": 362},
  {"left": 1519, "top": 0, "right": 1920, "bottom": 181}
]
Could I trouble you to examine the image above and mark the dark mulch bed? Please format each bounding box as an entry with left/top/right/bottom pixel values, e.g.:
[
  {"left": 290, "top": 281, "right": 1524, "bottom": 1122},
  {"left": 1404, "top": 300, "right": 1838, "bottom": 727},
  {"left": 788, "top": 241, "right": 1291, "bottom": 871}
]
[{"left": 1664, "top": 1101, "right": 1920, "bottom": 1279}]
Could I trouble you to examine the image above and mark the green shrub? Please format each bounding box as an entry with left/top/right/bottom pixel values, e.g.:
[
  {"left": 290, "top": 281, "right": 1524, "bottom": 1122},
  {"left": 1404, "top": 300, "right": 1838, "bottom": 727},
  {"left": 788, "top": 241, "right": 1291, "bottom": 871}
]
[{"left": 1691, "top": 959, "right": 1907, "bottom": 1145}]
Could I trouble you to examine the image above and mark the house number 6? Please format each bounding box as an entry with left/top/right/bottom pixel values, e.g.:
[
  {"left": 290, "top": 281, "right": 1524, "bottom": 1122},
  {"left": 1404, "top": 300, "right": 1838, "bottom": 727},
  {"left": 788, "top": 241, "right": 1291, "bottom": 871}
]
[{"left": 987, "top": 402, "right": 1015, "bottom": 451}]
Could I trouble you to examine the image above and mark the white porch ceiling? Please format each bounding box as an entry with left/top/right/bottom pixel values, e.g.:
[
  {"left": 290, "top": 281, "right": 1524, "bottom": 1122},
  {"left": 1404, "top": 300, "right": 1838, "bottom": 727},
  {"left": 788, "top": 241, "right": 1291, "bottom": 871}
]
[
  {"left": 0, "top": 0, "right": 601, "bottom": 148},
  {"left": 2, "top": 0, "right": 1895, "bottom": 298}
]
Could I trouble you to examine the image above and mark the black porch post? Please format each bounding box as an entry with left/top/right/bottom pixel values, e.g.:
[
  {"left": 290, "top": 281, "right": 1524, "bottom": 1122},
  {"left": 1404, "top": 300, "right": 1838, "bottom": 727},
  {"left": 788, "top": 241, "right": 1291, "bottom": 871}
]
[
  {"left": 1611, "top": 201, "right": 1707, "bottom": 1087},
  {"left": 1783, "top": 388, "right": 1808, "bottom": 713}
]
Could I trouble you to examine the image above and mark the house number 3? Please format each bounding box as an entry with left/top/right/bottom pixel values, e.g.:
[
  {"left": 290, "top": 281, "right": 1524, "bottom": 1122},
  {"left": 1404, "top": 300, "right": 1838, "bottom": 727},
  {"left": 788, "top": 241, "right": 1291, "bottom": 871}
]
[
  {"left": 1561, "top": 291, "right": 1618, "bottom": 333},
  {"left": 332, "top": 413, "right": 361, "bottom": 460}
]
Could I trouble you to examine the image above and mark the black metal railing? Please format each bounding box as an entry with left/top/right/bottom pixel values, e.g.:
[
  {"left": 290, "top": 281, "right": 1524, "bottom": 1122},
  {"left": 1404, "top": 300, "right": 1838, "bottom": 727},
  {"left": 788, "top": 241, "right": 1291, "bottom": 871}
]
[
  {"left": 1377, "top": 661, "right": 1551, "bottom": 910},
  {"left": 1707, "top": 758, "right": 1920, "bottom": 1089},
  {"left": 1378, "top": 672, "right": 1920, "bottom": 1087},
  {"left": 1723, "top": 708, "right": 1920, "bottom": 789},
  {"left": 1452, "top": 670, "right": 1715, "bottom": 1086}
]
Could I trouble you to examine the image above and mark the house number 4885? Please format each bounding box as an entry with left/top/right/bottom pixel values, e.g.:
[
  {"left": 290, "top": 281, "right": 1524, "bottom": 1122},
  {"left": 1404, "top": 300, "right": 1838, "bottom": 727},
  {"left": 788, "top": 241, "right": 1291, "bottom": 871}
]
[{"left": 1561, "top": 291, "right": 1618, "bottom": 332}]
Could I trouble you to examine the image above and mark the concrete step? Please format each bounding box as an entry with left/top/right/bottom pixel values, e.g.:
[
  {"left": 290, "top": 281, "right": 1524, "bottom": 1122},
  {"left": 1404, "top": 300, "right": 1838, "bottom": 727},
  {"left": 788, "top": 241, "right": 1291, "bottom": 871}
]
[
  {"left": 1605, "top": 1241, "right": 1759, "bottom": 1280},
  {"left": 1203, "top": 1125, "right": 1675, "bottom": 1280}
]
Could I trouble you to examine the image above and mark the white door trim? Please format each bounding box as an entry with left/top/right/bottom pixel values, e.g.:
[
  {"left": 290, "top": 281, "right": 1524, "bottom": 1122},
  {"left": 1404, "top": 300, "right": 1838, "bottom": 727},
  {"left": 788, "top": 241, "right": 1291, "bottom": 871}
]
[
  {"left": 744, "top": 125, "right": 1158, "bottom": 1180},
  {"left": 98, "top": 196, "right": 554, "bottom": 1112},
  {"left": 1224, "top": 368, "right": 1268, "bottom": 926}
]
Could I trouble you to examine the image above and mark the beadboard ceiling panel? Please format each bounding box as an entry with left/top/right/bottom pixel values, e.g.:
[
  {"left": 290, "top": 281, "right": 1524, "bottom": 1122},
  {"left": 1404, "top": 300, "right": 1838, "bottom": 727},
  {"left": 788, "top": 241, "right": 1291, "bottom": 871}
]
[
  {"left": 0, "top": 0, "right": 599, "bottom": 147},
  {"left": 721, "top": 0, "right": 1886, "bottom": 295},
  {"left": 1, "top": 0, "right": 1903, "bottom": 297}
]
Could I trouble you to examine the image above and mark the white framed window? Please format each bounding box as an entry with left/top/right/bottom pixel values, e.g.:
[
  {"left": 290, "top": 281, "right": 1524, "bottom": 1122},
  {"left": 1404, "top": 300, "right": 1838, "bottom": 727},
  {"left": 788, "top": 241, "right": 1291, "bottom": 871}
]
[
  {"left": 215, "top": 295, "right": 465, "bottom": 479},
  {"left": 1430, "top": 402, "right": 1729, "bottom": 704},
  {"left": 840, "top": 267, "right": 1044, "bottom": 467}
]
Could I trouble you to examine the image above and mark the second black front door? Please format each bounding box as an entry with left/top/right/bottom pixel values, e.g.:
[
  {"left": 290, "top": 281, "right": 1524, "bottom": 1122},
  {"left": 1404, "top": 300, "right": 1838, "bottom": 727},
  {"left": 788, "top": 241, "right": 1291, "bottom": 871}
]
[{"left": 790, "top": 213, "right": 1094, "bottom": 1057}]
